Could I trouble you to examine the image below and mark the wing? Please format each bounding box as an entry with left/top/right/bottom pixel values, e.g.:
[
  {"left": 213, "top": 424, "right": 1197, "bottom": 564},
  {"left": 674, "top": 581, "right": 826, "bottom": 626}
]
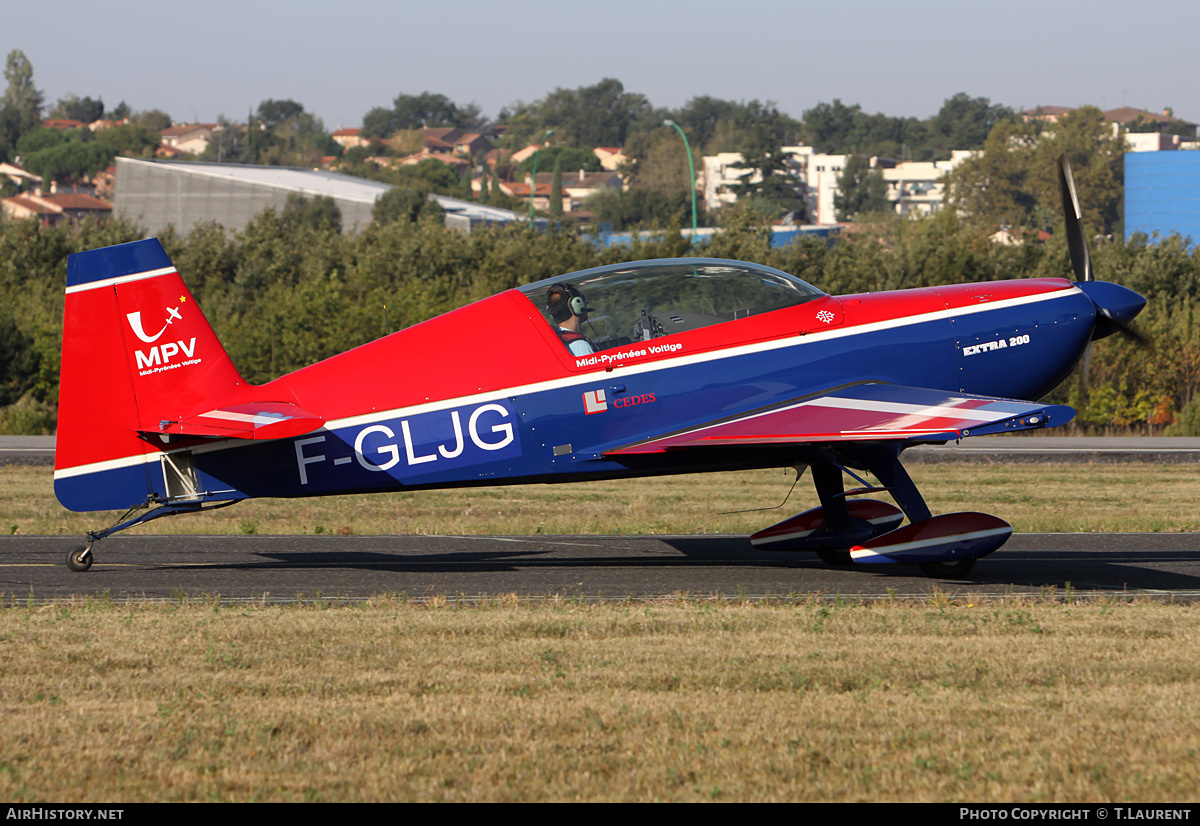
[{"left": 604, "top": 383, "right": 1073, "bottom": 456}]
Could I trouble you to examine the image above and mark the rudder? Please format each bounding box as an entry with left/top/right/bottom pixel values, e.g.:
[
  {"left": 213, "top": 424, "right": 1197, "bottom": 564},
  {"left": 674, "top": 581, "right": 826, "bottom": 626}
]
[{"left": 54, "top": 238, "right": 246, "bottom": 511}]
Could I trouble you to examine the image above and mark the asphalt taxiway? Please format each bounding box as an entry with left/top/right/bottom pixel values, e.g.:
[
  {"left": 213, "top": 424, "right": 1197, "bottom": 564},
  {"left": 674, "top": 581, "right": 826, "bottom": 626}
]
[{"left": 3, "top": 533, "right": 1199, "bottom": 603}]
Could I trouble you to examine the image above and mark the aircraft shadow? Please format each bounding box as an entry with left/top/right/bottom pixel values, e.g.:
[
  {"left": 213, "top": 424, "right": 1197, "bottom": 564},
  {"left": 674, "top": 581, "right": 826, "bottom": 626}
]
[{"left": 137, "top": 535, "right": 1200, "bottom": 593}]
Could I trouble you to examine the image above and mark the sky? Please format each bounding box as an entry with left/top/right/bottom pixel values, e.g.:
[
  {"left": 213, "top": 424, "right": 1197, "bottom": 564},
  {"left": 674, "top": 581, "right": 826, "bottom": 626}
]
[{"left": 5, "top": 0, "right": 1199, "bottom": 130}]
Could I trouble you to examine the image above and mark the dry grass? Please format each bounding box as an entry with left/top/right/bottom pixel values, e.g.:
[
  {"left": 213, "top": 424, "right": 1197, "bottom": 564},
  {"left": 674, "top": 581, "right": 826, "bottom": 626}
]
[
  {"left": 7, "top": 462, "right": 1200, "bottom": 537},
  {"left": 0, "top": 597, "right": 1197, "bottom": 802}
]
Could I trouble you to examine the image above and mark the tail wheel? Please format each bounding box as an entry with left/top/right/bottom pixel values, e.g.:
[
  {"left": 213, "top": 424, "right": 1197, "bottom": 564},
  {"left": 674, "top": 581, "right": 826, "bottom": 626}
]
[{"left": 66, "top": 545, "right": 93, "bottom": 573}]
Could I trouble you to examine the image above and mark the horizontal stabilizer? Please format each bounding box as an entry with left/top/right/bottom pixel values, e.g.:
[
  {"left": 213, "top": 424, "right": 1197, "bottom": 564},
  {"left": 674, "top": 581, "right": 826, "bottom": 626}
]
[
  {"left": 606, "top": 383, "right": 1073, "bottom": 455},
  {"left": 143, "top": 402, "right": 324, "bottom": 441}
]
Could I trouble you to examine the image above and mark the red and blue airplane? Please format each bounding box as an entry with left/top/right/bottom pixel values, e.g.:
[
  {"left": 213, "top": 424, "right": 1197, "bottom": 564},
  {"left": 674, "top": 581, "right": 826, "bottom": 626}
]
[{"left": 54, "top": 158, "right": 1145, "bottom": 576}]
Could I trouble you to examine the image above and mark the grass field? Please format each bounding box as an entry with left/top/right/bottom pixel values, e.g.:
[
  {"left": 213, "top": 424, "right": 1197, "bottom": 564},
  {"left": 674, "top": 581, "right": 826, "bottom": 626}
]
[
  {"left": 1, "top": 596, "right": 1198, "bottom": 802},
  {"left": 7, "top": 461, "right": 1200, "bottom": 537},
  {"left": 5, "top": 462, "right": 1199, "bottom": 802}
]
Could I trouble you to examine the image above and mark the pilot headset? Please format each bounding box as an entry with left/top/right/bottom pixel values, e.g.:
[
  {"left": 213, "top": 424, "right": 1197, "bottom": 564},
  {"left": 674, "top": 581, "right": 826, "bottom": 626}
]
[{"left": 550, "top": 284, "right": 588, "bottom": 320}]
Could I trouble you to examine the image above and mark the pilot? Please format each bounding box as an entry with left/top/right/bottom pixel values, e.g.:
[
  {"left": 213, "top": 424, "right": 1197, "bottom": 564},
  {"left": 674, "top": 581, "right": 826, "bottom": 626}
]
[{"left": 546, "top": 283, "right": 596, "bottom": 356}]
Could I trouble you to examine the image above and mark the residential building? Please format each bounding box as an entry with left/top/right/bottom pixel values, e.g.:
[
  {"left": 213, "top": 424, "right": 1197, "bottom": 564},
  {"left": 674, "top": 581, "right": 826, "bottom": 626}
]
[
  {"left": 880, "top": 151, "right": 975, "bottom": 217},
  {"left": 393, "top": 150, "right": 470, "bottom": 171},
  {"left": 41, "top": 119, "right": 86, "bottom": 131},
  {"left": 1104, "top": 106, "right": 1197, "bottom": 136},
  {"left": 1125, "top": 132, "right": 1182, "bottom": 152},
  {"left": 1, "top": 191, "right": 111, "bottom": 226},
  {"left": 531, "top": 169, "right": 623, "bottom": 212},
  {"left": 703, "top": 145, "right": 973, "bottom": 223},
  {"left": 800, "top": 149, "right": 848, "bottom": 225},
  {"left": 160, "top": 123, "right": 217, "bottom": 155},
  {"left": 593, "top": 147, "right": 629, "bottom": 172},
  {"left": 332, "top": 128, "right": 367, "bottom": 150},
  {"left": 702, "top": 152, "right": 753, "bottom": 209},
  {"left": 0, "top": 161, "right": 41, "bottom": 192},
  {"left": 1023, "top": 105, "right": 1198, "bottom": 139},
  {"left": 420, "top": 127, "right": 492, "bottom": 158}
]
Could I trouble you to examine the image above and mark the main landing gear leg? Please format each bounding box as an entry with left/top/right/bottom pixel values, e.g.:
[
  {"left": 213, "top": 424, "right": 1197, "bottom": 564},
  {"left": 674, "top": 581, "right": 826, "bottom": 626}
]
[
  {"left": 852, "top": 444, "right": 931, "bottom": 524},
  {"left": 66, "top": 498, "right": 241, "bottom": 572},
  {"left": 809, "top": 457, "right": 856, "bottom": 566}
]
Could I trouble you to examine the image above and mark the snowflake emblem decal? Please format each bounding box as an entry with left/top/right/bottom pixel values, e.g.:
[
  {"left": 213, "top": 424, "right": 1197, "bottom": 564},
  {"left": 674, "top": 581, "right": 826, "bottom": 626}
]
[{"left": 816, "top": 310, "right": 835, "bottom": 325}]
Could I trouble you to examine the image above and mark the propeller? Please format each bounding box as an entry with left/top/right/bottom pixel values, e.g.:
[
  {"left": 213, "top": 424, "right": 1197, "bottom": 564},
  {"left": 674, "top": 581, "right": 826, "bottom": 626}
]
[{"left": 1057, "top": 154, "right": 1147, "bottom": 344}]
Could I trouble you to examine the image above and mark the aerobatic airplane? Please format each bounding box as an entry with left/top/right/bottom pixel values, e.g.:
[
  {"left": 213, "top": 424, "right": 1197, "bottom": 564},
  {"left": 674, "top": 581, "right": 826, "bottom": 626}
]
[{"left": 54, "top": 158, "right": 1145, "bottom": 576}]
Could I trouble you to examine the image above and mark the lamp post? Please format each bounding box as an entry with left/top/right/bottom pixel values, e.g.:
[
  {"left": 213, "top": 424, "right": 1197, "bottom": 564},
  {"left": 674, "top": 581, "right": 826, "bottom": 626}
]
[
  {"left": 663, "top": 119, "right": 698, "bottom": 242},
  {"left": 529, "top": 129, "right": 554, "bottom": 219}
]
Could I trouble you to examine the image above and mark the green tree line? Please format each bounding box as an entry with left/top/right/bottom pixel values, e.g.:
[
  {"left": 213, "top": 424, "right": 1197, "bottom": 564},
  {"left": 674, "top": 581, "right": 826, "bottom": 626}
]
[{"left": 1, "top": 203, "right": 1198, "bottom": 435}]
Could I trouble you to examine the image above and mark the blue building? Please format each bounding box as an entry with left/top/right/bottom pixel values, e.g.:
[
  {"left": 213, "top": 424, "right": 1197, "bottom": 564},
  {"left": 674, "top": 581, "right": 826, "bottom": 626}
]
[{"left": 1125, "top": 152, "right": 1200, "bottom": 248}]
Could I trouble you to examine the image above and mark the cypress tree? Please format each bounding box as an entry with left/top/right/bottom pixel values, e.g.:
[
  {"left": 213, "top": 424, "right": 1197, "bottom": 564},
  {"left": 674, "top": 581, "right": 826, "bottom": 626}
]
[{"left": 549, "top": 155, "right": 564, "bottom": 218}]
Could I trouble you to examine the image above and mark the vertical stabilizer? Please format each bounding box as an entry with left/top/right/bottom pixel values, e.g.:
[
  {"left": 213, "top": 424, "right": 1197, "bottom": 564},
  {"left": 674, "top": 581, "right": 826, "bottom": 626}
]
[{"left": 55, "top": 238, "right": 246, "bottom": 511}]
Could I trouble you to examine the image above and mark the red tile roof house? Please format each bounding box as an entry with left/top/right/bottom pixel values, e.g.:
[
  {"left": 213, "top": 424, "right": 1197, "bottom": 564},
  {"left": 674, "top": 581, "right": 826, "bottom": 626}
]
[
  {"left": 419, "top": 127, "right": 493, "bottom": 158},
  {"left": 41, "top": 119, "right": 86, "bottom": 130},
  {"left": 332, "top": 128, "right": 367, "bottom": 149},
  {"left": 160, "top": 123, "right": 217, "bottom": 155},
  {"left": 534, "top": 169, "right": 625, "bottom": 211},
  {"left": 0, "top": 161, "right": 42, "bottom": 191},
  {"left": 1, "top": 191, "right": 112, "bottom": 226},
  {"left": 503, "top": 181, "right": 554, "bottom": 211}
]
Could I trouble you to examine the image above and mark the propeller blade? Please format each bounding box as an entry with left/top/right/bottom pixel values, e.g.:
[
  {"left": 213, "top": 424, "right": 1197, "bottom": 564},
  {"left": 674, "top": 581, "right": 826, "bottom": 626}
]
[
  {"left": 1097, "top": 309, "right": 1150, "bottom": 346},
  {"left": 1057, "top": 154, "right": 1094, "bottom": 282}
]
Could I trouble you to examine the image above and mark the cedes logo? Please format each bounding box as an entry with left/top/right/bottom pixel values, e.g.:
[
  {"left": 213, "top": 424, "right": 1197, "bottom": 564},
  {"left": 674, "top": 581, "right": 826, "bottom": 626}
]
[
  {"left": 583, "top": 389, "right": 607, "bottom": 414},
  {"left": 126, "top": 305, "right": 199, "bottom": 373},
  {"left": 583, "top": 389, "right": 657, "bottom": 414}
]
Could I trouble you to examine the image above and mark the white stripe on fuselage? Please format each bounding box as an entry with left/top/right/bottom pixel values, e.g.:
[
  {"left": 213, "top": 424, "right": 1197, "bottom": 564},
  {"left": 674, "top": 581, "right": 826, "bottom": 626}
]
[{"left": 54, "top": 286, "right": 1083, "bottom": 479}]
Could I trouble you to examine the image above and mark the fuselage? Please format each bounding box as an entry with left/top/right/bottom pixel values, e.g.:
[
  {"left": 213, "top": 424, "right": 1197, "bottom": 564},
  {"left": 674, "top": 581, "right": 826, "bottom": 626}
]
[
  {"left": 53, "top": 246, "right": 1104, "bottom": 513},
  {"left": 71, "top": 274, "right": 1098, "bottom": 509}
]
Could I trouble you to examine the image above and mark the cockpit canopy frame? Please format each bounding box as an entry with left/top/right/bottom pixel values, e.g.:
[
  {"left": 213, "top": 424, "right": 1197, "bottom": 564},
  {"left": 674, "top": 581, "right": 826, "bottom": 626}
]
[{"left": 518, "top": 258, "right": 826, "bottom": 352}]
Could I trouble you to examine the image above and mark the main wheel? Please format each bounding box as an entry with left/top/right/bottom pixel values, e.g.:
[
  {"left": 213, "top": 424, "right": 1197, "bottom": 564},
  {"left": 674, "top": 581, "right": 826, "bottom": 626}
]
[
  {"left": 66, "top": 545, "right": 93, "bottom": 573},
  {"left": 919, "top": 559, "right": 975, "bottom": 579},
  {"left": 816, "top": 549, "right": 854, "bottom": 567}
]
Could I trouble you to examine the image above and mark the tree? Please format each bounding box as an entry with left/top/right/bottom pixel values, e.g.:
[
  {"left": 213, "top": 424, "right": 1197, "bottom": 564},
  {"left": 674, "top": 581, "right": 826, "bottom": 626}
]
[
  {"left": 256, "top": 99, "right": 305, "bottom": 128},
  {"left": 249, "top": 100, "right": 335, "bottom": 167},
  {"left": 801, "top": 98, "right": 928, "bottom": 159},
  {"left": 549, "top": 156, "right": 564, "bottom": 218},
  {"left": 514, "top": 145, "right": 600, "bottom": 179},
  {"left": 93, "top": 122, "right": 160, "bottom": 158},
  {"left": 49, "top": 94, "right": 104, "bottom": 124},
  {"left": 500, "top": 79, "right": 656, "bottom": 149},
  {"left": 946, "top": 106, "right": 1124, "bottom": 235},
  {"left": 586, "top": 188, "right": 690, "bottom": 231},
  {"left": 361, "top": 92, "right": 486, "bottom": 139},
  {"left": 131, "top": 109, "right": 171, "bottom": 132},
  {"left": 622, "top": 128, "right": 697, "bottom": 196},
  {"left": 372, "top": 186, "right": 441, "bottom": 225},
  {"left": 927, "top": 93, "right": 1014, "bottom": 158},
  {"left": 945, "top": 120, "right": 1040, "bottom": 231},
  {"left": 0, "top": 50, "right": 43, "bottom": 162},
  {"left": 282, "top": 193, "right": 342, "bottom": 234},
  {"left": 834, "top": 155, "right": 890, "bottom": 221},
  {"left": 21, "top": 140, "right": 112, "bottom": 182},
  {"left": 728, "top": 133, "right": 804, "bottom": 218}
]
